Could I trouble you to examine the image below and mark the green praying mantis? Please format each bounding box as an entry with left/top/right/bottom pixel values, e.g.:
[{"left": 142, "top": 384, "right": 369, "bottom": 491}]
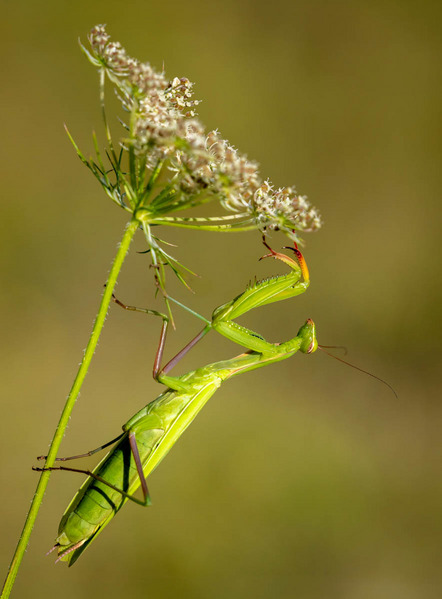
[{"left": 33, "top": 241, "right": 327, "bottom": 564}]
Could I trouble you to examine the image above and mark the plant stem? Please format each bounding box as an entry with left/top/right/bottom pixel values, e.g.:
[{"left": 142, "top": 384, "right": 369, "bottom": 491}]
[
  {"left": 1, "top": 218, "right": 139, "bottom": 599},
  {"left": 151, "top": 220, "right": 257, "bottom": 232}
]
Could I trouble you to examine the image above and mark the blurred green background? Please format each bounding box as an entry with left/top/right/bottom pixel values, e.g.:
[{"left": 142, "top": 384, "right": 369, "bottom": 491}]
[{"left": 1, "top": 1, "right": 441, "bottom": 598}]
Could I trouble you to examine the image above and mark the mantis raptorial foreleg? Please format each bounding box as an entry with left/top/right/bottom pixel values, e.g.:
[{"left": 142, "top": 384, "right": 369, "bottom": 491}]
[
  {"left": 162, "top": 241, "right": 311, "bottom": 371},
  {"left": 109, "top": 241, "right": 311, "bottom": 384}
]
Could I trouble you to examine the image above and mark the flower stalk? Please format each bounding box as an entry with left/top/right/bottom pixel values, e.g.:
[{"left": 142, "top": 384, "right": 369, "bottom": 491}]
[{"left": 1, "top": 219, "right": 139, "bottom": 599}]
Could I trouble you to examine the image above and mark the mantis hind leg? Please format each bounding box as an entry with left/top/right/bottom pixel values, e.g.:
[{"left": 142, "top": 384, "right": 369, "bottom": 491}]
[
  {"left": 128, "top": 432, "right": 150, "bottom": 505},
  {"left": 33, "top": 432, "right": 152, "bottom": 507},
  {"left": 36, "top": 432, "right": 126, "bottom": 462},
  {"left": 33, "top": 465, "right": 151, "bottom": 507}
]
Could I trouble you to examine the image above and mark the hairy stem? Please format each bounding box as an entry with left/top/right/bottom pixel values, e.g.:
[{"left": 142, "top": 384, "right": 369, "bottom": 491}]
[{"left": 1, "top": 218, "right": 139, "bottom": 599}]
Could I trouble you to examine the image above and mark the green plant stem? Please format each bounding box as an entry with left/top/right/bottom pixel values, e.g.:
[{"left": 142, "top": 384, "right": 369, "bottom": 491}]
[
  {"left": 151, "top": 220, "right": 258, "bottom": 232},
  {"left": 1, "top": 218, "right": 139, "bottom": 599}
]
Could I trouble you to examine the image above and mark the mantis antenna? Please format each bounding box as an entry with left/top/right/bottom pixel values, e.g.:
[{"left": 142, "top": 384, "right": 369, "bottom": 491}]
[{"left": 317, "top": 345, "right": 398, "bottom": 399}]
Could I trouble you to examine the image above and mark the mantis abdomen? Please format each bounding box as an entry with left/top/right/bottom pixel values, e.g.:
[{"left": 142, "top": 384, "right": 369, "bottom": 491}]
[{"left": 57, "top": 378, "right": 222, "bottom": 563}]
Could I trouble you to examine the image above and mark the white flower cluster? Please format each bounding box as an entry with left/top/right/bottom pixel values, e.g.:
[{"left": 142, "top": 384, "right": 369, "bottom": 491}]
[
  {"left": 170, "top": 128, "right": 261, "bottom": 211},
  {"left": 253, "top": 181, "right": 322, "bottom": 236},
  {"left": 87, "top": 25, "right": 322, "bottom": 237},
  {"left": 88, "top": 25, "right": 199, "bottom": 160}
]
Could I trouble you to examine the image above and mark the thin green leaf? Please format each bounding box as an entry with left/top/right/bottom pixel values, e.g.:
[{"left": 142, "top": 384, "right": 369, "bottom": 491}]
[{"left": 78, "top": 39, "right": 101, "bottom": 67}]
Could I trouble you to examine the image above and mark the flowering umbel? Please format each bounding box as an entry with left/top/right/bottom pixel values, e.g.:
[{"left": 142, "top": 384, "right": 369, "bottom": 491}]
[
  {"left": 73, "top": 25, "right": 322, "bottom": 297},
  {"left": 84, "top": 25, "right": 321, "bottom": 233}
]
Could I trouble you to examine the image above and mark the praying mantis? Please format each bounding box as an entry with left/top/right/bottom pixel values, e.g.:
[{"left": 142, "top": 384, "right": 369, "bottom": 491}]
[{"left": 35, "top": 241, "right": 317, "bottom": 565}]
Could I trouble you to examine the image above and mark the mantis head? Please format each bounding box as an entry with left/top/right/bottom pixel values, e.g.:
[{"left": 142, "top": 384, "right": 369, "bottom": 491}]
[{"left": 297, "top": 318, "right": 318, "bottom": 354}]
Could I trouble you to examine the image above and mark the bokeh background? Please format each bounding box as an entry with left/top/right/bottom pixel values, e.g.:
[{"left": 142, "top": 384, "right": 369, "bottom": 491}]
[{"left": 1, "top": 1, "right": 441, "bottom": 598}]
